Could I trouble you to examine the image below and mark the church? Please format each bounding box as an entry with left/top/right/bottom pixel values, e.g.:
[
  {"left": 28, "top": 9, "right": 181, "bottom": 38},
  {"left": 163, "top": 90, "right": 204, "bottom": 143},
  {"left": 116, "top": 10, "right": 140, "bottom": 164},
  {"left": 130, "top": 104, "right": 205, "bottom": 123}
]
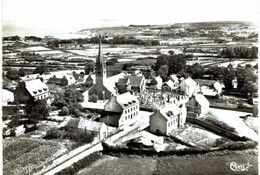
[{"left": 88, "top": 38, "right": 118, "bottom": 100}]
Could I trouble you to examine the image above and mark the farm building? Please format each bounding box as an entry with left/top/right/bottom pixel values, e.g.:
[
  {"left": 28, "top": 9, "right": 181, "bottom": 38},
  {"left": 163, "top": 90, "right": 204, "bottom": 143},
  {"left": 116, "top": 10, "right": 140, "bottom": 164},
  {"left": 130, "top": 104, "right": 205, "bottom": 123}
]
[{"left": 179, "top": 77, "right": 200, "bottom": 97}]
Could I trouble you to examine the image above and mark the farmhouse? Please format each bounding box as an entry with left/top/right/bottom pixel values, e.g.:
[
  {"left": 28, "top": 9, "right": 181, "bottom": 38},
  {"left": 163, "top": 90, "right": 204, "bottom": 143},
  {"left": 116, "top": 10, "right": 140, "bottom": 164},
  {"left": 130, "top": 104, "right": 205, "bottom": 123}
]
[
  {"left": 149, "top": 104, "right": 187, "bottom": 136},
  {"left": 149, "top": 76, "right": 163, "bottom": 90},
  {"left": 116, "top": 75, "right": 146, "bottom": 93},
  {"left": 179, "top": 77, "right": 200, "bottom": 97},
  {"left": 103, "top": 92, "right": 140, "bottom": 127},
  {"left": 186, "top": 94, "right": 209, "bottom": 117},
  {"left": 194, "top": 79, "right": 223, "bottom": 97},
  {"left": 14, "top": 79, "right": 50, "bottom": 103}
]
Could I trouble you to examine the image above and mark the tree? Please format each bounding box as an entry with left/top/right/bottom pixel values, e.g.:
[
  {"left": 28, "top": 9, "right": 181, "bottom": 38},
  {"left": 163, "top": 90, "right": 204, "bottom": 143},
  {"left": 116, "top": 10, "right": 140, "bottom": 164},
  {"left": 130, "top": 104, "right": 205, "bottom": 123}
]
[
  {"left": 34, "top": 65, "right": 48, "bottom": 75},
  {"left": 18, "top": 68, "right": 26, "bottom": 77},
  {"left": 223, "top": 69, "right": 236, "bottom": 91},
  {"left": 187, "top": 63, "right": 205, "bottom": 79},
  {"left": 157, "top": 65, "right": 168, "bottom": 81},
  {"left": 26, "top": 100, "right": 49, "bottom": 121},
  {"left": 85, "top": 61, "right": 95, "bottom": 75},
  {"left": 59, "top": 106, "right": 69, "bottom": 116},
  {"left": 106, "top": 58, "right": 118, "bottom": 66},
  {"left": 6, "top": 70, "right": 19, "bottom": 80}
]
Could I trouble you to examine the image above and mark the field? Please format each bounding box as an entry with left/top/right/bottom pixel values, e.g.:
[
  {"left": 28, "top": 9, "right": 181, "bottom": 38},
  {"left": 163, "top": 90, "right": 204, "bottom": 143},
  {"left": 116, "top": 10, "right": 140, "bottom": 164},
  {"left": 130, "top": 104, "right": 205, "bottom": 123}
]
[
  {"left": 18, "top": 46, "right": 51, "bottom": 52},
  {"left": 78, "top": 155, "right": 157, "bottom": 175},
  {"left": 77, "top": 149, "right": 258, "bottom": 175},
  {"left": 3, "top": 137, "right": 75, "bottom": 175},
  {"left": 176, "top": 124, "right": 222, "bottom": 147}
]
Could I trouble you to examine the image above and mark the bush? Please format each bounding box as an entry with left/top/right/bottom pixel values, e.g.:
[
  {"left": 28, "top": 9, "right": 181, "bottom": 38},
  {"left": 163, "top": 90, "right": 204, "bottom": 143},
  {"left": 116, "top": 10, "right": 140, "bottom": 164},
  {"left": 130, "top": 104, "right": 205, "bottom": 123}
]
[
  {"left": 59, "top": 106, "right": 69, "bottom": 116},
  {"left": 219, "top": 141, "right": 257, "bottom": 150},
  {"left": 44, "top": 128, "right": 62, "bottom": 139},
  {"left": 89, "top": 94, "right": 99, "bottom": 102}
]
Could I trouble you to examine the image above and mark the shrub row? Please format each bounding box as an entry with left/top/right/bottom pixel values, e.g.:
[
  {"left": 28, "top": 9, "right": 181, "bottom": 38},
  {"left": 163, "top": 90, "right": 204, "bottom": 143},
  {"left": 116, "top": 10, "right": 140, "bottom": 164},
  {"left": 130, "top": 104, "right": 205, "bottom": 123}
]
[{"left": 55, "top": 152, "right": 102, "bottom": 175}]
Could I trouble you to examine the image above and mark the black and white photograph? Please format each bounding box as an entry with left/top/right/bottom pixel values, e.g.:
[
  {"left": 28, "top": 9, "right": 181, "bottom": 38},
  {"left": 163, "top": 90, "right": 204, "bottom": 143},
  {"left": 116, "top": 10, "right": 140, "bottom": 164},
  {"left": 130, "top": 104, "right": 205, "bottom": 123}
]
[{"left": 1, "top": 0, "right": 259, "bottom": 174}]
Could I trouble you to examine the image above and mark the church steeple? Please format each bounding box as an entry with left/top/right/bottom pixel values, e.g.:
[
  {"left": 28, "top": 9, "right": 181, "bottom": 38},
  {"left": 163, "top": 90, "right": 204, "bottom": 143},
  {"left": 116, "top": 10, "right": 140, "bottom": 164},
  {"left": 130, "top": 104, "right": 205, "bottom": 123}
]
[{"left": 96, "top": 35, "right": 106, "bottom": 85}]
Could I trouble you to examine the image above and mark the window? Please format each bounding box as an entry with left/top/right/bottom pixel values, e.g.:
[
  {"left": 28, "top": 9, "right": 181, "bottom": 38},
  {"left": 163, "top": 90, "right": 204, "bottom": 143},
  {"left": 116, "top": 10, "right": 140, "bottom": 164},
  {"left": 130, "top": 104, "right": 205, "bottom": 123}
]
[
  {"left": 171, "top": 121, "right": 173, "bottom": 126},
  {"left": 125, "top": 116, "right": 127, "bottom": 120},
  {"left": 128, "top": 109, "right": 130, "bottom": 113},
  {"left": 131, "top": 114, "right": 132, "bottom": 119},
  {"left": 168, "top": 123, "right": 170, "bottom": 127},
  {"left": 125, "top": 110, "right": 127, "bottom": 114}
]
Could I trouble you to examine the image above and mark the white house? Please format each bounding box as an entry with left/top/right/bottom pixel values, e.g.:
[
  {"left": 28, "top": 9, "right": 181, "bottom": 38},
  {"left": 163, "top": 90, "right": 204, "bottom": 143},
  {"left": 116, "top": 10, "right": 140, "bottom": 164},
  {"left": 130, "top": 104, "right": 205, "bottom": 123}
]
[
  {"left": 78, "top": 118, "right": 108, "bottom": 142},
  {"left": 2, "top": 89, "right": 14, "bottom": 105},
  {"left": 104, "top": 92, "right": 139, "bottom": 127},
  {"left": 15, "top": 79, "right": 50, "bottom": 102},
  {"left": 150, "top": 76, "right": 163, "bottom": 90},
  {"left": 179, "top": 77, "right": 200, "bottom": 97},
  {"left": 150, "top": 104, "right": 187, "bottom": 135},
  {"left": 186, "top": 94, "right": 209, "bottom": 117}
]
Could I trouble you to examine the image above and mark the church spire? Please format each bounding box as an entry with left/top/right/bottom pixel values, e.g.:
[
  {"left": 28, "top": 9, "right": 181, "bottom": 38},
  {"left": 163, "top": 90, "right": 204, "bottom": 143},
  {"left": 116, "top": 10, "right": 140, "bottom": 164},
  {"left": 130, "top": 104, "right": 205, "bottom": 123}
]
[{"left": 97, "top": 35, "right": 102, "bottom": 66}]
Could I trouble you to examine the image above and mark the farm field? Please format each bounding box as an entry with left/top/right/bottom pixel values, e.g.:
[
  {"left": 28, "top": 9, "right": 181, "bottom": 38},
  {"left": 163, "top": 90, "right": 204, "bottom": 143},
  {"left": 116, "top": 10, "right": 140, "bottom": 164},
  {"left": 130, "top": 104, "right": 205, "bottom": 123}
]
[
  {"left": 3, "top": 137, "right": 75, "bottom": 175},
  {"left": 18, "top": 46, "right": 51, "bottom": 52},
  {"left": 78, "top": 149, "right": 257, "bottom": 175}
]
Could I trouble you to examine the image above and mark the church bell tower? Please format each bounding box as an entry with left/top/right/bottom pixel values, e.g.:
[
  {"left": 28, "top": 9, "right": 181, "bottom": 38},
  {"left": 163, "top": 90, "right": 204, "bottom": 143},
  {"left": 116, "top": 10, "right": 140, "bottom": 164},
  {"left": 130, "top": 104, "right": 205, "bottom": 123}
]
[{"left": 96, "top": 36, "right": 106, "bottom": 85}]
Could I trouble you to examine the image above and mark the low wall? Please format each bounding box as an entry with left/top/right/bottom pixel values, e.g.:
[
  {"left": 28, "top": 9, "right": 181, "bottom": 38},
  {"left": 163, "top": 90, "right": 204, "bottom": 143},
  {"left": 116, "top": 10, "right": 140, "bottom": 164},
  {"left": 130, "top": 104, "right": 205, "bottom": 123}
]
[
  {"left": 186, "top": 117, "right": 249, "bottom": 141},
  {"left": 210, "top": 105, "right": 252, "bottom": 113}
]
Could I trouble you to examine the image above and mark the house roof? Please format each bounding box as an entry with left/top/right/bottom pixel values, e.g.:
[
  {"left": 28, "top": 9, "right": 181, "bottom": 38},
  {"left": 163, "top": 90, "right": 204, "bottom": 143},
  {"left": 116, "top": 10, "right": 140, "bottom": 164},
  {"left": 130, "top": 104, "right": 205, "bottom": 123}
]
[
  {"left": 48, "top": 77, "right": 63, "bottom": 84},
  {"left": 165, "top": 80, "right": 175, "bottom": 89},
  {"left": 128, "top": 76, "right": 144, "bottom": 86},
  {"left": 78, "top": 118, "right": 105, "bottom": 132},
  {"left": 157, "top": 104, "right": 180, "bottom": 121},
  {"left": 115, "top": 92, "right": 138, "bottom": 108},
  {"left": 117, "top": 77, "right": 129, "bottom": 85},
  {"left": 169, "top": 74, "right": 179, "bottom": 83},
  {"left": 183, "top": 78, "right": 197, "bottom": 87},
  {"left": 24, "top": 79, "right": 49, "bottom": 97},
  {"left": 194, "top": 94, "right": 209, "bottom": 107}
]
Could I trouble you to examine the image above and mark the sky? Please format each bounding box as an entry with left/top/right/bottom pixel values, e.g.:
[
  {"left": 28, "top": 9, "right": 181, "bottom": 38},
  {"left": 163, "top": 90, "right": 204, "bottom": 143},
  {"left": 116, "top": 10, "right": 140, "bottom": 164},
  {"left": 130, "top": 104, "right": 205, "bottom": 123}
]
[{"left": 2, "top": 0, "right": 260, "bottom": 35}]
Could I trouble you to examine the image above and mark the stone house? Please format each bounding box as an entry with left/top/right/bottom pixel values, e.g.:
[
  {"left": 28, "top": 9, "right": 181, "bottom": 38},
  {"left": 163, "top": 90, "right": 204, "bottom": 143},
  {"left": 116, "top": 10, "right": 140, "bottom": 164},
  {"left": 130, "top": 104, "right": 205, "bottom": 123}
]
[
  {"left": 104, "top": 92, "right": 140, "bottom": 127},
  {"left": 179, "top": 77, "right": 200, "bottom": 97},
  {"left": 15, "top": 79, "right": 50, "bottom": 102},
  {"left": 149, "top": 104, "right": 187, "bottom": 136},
  {"left": 186, "top": 94, "right": 209, "bottom": 117},
  {"left": 116, "top": 75, "right": 146, "bottom": 93}
]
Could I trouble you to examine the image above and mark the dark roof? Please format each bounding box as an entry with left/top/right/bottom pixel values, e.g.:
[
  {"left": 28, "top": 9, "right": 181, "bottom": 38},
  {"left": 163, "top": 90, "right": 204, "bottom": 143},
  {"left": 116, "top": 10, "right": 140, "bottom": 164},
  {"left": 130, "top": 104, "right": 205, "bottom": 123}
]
[
  {"left": 48, "top": 77, "right": 62, "bottom": 85},
  {"left": 194, "top": 79, "right": 217, "bottom": 86},
  {"left": 129, "top": 76, "right": 144, "bottom": 86},
  {"left": 73, "top": 73, "right": 85, "bottom": 80},
  {"left": 117, "top": 78, "right": 129, "bottom": 85}
]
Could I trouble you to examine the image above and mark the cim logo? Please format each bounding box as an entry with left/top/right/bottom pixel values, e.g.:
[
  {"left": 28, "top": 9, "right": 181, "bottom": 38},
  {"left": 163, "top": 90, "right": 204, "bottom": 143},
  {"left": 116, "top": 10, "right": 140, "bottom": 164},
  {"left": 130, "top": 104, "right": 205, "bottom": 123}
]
[{"left": 229, "top": 161, "right": 252, "bottom": 171}]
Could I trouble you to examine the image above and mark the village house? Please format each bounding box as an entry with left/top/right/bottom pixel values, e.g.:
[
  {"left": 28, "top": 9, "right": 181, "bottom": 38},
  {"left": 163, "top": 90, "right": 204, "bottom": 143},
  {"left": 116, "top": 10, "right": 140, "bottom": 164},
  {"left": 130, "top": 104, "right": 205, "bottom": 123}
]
[
  {"left": 64, "top": 117, "right": 108, "bottom": 142},
  {"left": 179, "top": 77, "right": 200, "bottom": 97},
  {"left": 149, "top": 104, "right": 187, "bottom": 136},
  {"left": 2, "top": 89, "right": 14, "bottom": 105},
  {"left": 14, "top": 79, "right": 50, "bottom": 103},
  {"left": 149, "top": 76, "right": 163, "bottom": 90},
  {"left": 47, "top": 76, "right": 69, "bottom": 86},
  {"left": 162, "top": 79, "right": 178, "bottom": 91},
  {"left": 103, "top": 92, "right": 140, "bottom": 127},
  {"left": 116, "top": 75, "right": 146, "bottom": 93},
  {"left": 186, "top": 94, "right": 209, "bottom": 117},
  {"left": 77, "top": 118, "right": 108, "bottom": 142},
  {"left": 194, "top": 79, "right": 223, "bottom": 98}
]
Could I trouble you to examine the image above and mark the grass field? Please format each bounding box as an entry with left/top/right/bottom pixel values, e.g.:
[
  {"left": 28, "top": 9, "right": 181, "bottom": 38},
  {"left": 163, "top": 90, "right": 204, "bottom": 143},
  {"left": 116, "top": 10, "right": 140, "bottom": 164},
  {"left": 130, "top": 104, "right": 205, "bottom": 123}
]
[
  {"left": 78, "top": 155, "right": 157, "bottom": 175},
  {"left": 3, "top": 138, "right": 75, "bottom": 175},
  {"left": 77, "top": 149, "right": 257, "bottom": 175}
]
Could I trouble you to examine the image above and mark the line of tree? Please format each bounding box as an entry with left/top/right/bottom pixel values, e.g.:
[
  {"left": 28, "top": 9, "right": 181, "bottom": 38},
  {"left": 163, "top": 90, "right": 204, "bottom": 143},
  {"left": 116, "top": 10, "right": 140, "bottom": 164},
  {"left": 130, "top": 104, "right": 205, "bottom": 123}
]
[
  {"left": 219, "top": 46, "right": 258, "bottom": 59},
  {"left": 47, "top": 36, "right": 160, "bottom": 48}
]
